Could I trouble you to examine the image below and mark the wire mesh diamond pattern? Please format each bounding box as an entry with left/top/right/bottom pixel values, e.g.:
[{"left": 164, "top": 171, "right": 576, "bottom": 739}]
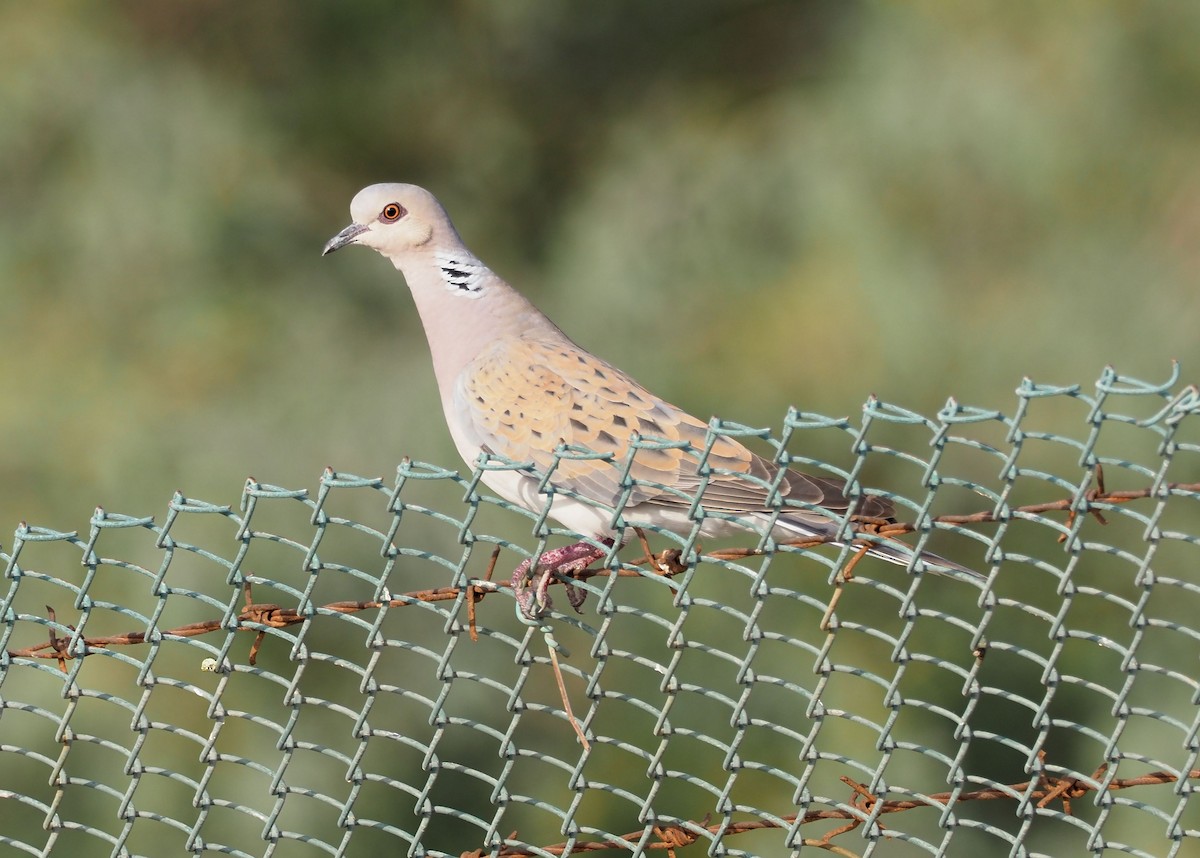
[{"left": 2, "top": 366, "right": 1199, "bottom": 857}]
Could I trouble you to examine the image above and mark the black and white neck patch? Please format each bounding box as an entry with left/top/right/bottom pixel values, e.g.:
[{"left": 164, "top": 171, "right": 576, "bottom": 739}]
[{"left": 435, "top": 252, "right": 487, "bottom": 297}]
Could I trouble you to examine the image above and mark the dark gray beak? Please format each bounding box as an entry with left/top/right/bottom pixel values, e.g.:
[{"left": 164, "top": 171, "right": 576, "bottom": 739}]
[{"left": 322, "top": 222, "right": 369, "bottom": 256}]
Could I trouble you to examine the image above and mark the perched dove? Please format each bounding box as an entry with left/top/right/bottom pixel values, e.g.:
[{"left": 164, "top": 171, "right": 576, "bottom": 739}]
[{"left": 323, "top": 184, "right": 983, "bottom": 616}]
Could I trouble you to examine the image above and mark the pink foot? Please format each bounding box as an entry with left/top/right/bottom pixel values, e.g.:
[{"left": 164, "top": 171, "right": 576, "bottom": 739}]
[{"left": 511, "top": 539, "right": 614, "bottom": 621}]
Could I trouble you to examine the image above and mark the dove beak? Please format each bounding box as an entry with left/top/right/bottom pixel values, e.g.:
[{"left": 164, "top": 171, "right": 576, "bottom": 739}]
[{"left": 322, "top": 222, "right": 370, "bottom": 256}]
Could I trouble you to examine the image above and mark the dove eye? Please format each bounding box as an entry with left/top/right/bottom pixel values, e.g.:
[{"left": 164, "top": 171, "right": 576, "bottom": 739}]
[{"left": 380, "top": 203, "right": 406, "bottom": 223}]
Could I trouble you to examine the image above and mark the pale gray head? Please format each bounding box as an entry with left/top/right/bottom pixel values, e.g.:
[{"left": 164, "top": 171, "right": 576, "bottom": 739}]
[
  {"left": 321, "top": 183, "right": 549, "bottom": 405},
  {"left": 322, "top": 183, "right": 461, "bottom": 260},
  {"left": 323, "top": 183, "right": 495, "bottom": 300}
]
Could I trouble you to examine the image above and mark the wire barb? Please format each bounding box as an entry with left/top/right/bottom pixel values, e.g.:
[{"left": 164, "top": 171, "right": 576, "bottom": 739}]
[{"left": 4, "top": 374, "right": 1198, "bottom": 854}]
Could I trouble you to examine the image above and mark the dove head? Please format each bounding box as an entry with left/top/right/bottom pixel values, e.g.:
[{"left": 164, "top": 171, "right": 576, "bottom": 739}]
[
  {"left": 323, "top": 183, "right": 554, "bottom": 394},
  {"left": 322, "top": 183, "right": 460, "bottom": 261}
]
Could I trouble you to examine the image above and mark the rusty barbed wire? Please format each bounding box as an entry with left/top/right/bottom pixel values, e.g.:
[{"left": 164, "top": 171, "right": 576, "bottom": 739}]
[
  {"left": 461, "top": 752, "right": 1199, "bottom": 857},
  {"left": 9, "top": 471, "right": 1197, "bottom": 669},
  {"left": 4, "top": 372, "right": 1198, "bottom": 856}
]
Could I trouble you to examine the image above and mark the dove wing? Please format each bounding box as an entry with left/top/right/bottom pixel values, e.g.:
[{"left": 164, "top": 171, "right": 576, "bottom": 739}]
[{"left": 455, "top": 337, "right": 890, "bottom": 522}]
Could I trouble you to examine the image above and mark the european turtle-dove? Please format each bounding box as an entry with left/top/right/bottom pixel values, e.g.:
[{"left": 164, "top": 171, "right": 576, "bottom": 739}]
[{"left": 323, "top": 184, "right": 983, "bottom": 618}]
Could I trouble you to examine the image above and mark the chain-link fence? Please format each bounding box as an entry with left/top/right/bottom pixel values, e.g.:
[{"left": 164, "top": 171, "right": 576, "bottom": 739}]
[{"left": 3, "top": 366, "right": 1198, "bottom": 857}]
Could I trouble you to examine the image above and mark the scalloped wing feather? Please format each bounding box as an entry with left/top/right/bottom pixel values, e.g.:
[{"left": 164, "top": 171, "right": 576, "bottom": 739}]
[{"left": 456, "top": 337, "right": 893, "bottom": 524}]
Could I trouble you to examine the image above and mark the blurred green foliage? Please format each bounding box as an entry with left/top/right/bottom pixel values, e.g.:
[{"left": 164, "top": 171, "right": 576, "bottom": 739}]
[
  {"left": 2, "top": 2, "right": 1199, "bottom": 854},
  {"left": 3, "top": 1, "right": 1197, "bottom": 529}
]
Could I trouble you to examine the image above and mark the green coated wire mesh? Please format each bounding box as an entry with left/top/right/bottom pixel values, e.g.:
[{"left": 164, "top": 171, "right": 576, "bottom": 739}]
[{"left": 2, "top": 365, "right": 1199, "bottom": 857}]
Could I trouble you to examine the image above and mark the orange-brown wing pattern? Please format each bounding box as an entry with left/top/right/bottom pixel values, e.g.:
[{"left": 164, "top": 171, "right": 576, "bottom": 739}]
[{"left": 457, "top": 336, "right": 891, "bottom": 522}]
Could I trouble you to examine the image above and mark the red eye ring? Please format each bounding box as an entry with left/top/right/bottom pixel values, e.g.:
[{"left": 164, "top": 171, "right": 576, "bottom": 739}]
[{"left": 381, "top": 202, "right": 405, "bottom": 223}]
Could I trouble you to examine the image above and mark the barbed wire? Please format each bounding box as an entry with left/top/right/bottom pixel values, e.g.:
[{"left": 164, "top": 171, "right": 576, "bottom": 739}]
[
  {"left": 462, "top": 753, "right": 1200, "bottom": 856},
  {"left": 4, "top": 367, "right": 1199, "bottom": 856},
  {"left": 9, "top": 467, "right": 1196, "bottom": 671}
]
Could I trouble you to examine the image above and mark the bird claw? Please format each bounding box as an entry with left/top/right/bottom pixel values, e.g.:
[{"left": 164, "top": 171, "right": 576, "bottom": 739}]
[
  {"left": 564, "top": 581, "right": 587, "bottom": 612},
  {"left": 510, "top": 539, "right": 612, "bottom": 622}
]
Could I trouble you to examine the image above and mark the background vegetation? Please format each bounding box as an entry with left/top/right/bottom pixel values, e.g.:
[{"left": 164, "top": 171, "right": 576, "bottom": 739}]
[
  {"left": 4, "top": 1, "right": 1198, "bottom": 528},
  {"left": 2, "top": 2, "right": 1198, "bottom": 855}
]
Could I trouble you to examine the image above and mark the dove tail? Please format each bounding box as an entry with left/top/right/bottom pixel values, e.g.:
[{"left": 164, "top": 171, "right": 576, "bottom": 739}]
[
  {"left": 859, "top": 539, "right": 987, "bottom": 582},
  {"left": 767, "top": 513, "right": 985, "bottom": 582}
]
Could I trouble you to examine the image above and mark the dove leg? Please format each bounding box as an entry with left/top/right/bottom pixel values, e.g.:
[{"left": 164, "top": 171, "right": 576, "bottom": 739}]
[{"left": 511, "top": 538, "right": 616, "bottom": 621}]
